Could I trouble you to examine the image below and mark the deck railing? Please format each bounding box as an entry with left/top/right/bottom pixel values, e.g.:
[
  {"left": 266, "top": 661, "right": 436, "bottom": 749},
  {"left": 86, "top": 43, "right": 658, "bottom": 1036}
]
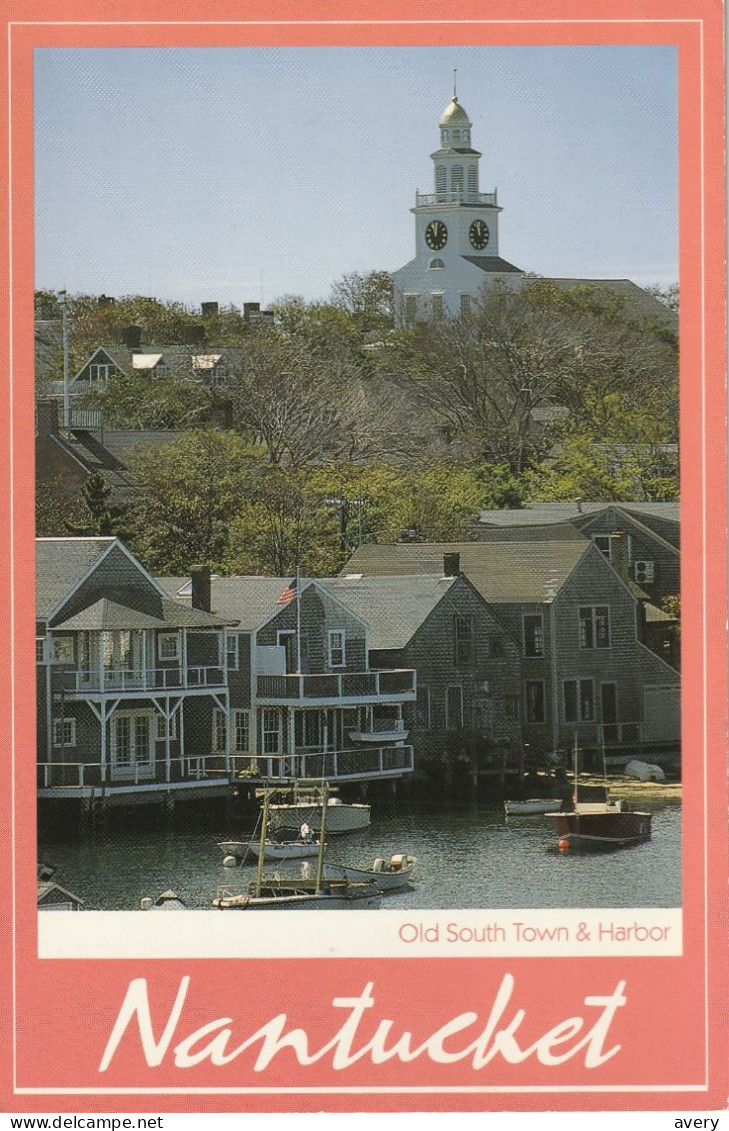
[
  {"left": 55, "top": 666, "right": 226, "bottom": 694},
  {"left": 231, "top": 743, "right": 415, "bottom": 782},
  {"left": 37, "top": 751, "right": 228, "bottom": 790},
  {"left": 416, "top": 190, "right": 497, "bottom": 206},
  {"left": 256, "top": 669, "right": 416, "bottom": 702}
]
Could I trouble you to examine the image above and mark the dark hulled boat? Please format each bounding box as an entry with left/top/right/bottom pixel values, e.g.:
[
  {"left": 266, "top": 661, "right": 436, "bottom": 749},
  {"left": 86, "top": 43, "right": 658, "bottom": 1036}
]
[{"left": 547, "top": 784, "right": 652, "bottom": 852}]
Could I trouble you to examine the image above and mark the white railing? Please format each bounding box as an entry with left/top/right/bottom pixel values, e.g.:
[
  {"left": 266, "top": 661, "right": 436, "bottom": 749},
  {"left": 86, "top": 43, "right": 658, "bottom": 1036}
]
[
  {"left": 256, "top": 669, "right": 416, "bottom": 702},
  {"left": 37, "top": 751, "right": 228, "bottom": 790},
  {"left": 55, "top": 666, "right": 226, "bottom": 694},
  {"left": 231, "top": 744, "right": 415, "bottom": 783},
  {"left": 416, "top": 190, "right": 497, "bottom": 206}
]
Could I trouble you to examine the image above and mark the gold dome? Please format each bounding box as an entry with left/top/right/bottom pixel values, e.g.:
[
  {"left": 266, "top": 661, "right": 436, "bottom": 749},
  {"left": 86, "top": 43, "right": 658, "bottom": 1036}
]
[{"left": 439, "top": 97, "right": 470, "bottom": 126}]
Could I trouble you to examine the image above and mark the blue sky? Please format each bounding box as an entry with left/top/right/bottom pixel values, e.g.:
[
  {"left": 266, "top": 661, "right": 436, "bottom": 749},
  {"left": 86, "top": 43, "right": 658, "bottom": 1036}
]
[{"left": 34, "top": 45, "right": 677, "bottom": 308}]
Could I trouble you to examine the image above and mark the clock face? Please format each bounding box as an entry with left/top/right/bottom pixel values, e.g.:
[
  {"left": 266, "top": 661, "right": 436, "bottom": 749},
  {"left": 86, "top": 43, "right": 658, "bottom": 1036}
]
[
  {"left": 425, "top": 220, "right": 448, "bottom": 251},
  {"left": 469, "top": 219, "right": 490, "bottom": 250}
]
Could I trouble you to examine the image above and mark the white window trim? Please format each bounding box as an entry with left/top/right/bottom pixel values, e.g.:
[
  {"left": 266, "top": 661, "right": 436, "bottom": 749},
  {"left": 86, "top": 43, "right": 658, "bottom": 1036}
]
[
  {"left": 226, "top": 632, "right": 240, "bottom": 671},
  {"left": 233, "top": 709, "right": 250, "bottom": 753},
  {"left": 562, "top": 678, "right": 596, "bottom": 723},
  {"left": 158, "top": 632, "right": 180, "bottom": 661},
  {"left": 578, "top": 605, "right": 611, "bottom": 650},
  {"left": 212, "top": 707, "right": 227, "bottom": 753},
  {"left": 522, "top": 612, "right": 544, "bottom": 657},
  {"left": 53, "top": 718, "right": 76, "bottom": 747},
  {"left": 328, "top": 629, "right": 346, "bottom": 668},
  {"left": 109, "top": 710, "right": 155, "bottom": 778},
  {"left": 156, "top": 713, "right": 178, "bottom": 741},
  {"left": 51, "top": 636, "right": 75, "bottom": 665}
]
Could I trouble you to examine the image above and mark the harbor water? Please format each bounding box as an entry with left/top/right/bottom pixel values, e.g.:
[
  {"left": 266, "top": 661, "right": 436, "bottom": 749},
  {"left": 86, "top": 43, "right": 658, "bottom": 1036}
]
[{"left": 39, "top": 793, "right": 681, "bottom": 911}]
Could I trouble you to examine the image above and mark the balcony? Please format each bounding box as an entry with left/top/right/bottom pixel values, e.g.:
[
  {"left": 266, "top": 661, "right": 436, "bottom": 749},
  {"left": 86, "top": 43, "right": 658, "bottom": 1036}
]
[
  {"left": 54, "top": 665, "right": 226, "bottom": 697},
  {"left": 231, "top": 743, "right": 415, "bottom": 784},
  {"left": 416, "top": 190, "right": 498, "bottom": 207},
  {"left": 37, "top": 751, "right": 230, "bottom": 797},
  {"left": 256, "top": 668, "right": 416, "bottom": 705}
]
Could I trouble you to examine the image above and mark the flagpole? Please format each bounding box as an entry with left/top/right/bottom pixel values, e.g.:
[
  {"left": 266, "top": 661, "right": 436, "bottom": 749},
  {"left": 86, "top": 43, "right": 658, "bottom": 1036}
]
[{"left": 295, "top": 563, "right": 301, "bottom": 674}]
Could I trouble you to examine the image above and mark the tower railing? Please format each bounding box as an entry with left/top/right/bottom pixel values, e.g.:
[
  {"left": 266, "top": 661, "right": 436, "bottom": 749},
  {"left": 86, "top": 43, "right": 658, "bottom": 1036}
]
[{"left": 416, "top": 190, "right": 498, "bottom": 207}]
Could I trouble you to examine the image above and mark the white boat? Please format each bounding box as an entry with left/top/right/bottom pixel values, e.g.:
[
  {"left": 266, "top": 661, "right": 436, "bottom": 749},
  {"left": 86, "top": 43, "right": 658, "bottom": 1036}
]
[
  {"left": 213, "top": 782, "right": 381, "bottom": 910},
  {"left": 219, "top": 837, "right": 322, "bottom": 865},
  {"left": 505, "top": 798, "right": 562, "bottom": 816},
  {"left": 348, "top": 729, "right": 409, "bottom": 744},
  {"left": 267, "top": 792, "right": 370, "bottom": 835},
  {"left": 323, "top": 854, "right": 416, "bottom": 891},
  {"left": 141, "top": 890, "right": 187, "bottom": 910},
  {"left": 623, "top": 759, "right": 666, "bottom": 782}
]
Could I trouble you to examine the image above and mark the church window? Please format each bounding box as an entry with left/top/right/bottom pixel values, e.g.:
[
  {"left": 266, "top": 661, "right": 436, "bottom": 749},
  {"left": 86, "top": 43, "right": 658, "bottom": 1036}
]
[
  {"left": 459, "top": 294, "right": 472, "bottom": 315},
  {"left": 435, "top": 165, "right": 446, "bottom": 195},
  {"left": 441, "top": 129, "right": 449, "bottom": 145},
  {"left": 468, "top": 165, "right": 478, "bottom": 194},
  {"left": 451, "top": 165, "right": 464, "bottom": 193},
  {"left": 429, "top": 258, "right": 444, "bottom": 269},
  {"left": 431, "top": 293, "right": 444, "bottom": 320},
  {"left": 463, "top": 130, "right": 471, "bottom": 145},
  {"left": 403, "top": 295, "right": 418, "bottom": 324},
  {"left": 452, "top": 128, "right": 461, "bottom": 143}
]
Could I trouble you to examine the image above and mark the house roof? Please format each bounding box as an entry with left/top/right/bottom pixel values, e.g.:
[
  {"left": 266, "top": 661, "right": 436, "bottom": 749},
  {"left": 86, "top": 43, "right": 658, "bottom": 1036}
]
[
  {"left": 478, "top": 501, "right": 680, "bottom": 527},
  {"left": 324, "top": 574, "right": 459, "bottom": 649},
  {"left": 36, "top": 537, "right": 116, "bottom": 619},
  {"left": 341, "top": 541, "right": 592, "bottom": 604},
  {"left": 476, "top": 522, "right": 590, "bottom": 543},
  {"left": 52, "top": 596, "right": 231, "bottom": 631},
  {"left": 158, "top": 575, "right": 310, "bottom": 631},
  {"left": 545, "top": 278, "right": 678, "bottom": 324}
]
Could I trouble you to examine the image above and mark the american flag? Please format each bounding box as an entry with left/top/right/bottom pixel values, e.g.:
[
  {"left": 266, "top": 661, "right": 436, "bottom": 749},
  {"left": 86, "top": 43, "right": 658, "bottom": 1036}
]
[{"left": 276, "top": 578, "right": 298, "bottom": 605}]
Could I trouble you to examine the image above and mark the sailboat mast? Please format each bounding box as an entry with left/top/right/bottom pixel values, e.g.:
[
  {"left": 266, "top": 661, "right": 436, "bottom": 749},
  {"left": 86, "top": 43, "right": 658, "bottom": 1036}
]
[
  {"left": 314, "top": 782, "right": 328, "bottom": 895},
  {"left": 254, "top": 790, "right": 270, "bottom": 896},
  {"left": 295, "top": 564, "right": 302, "bottom": 674}
]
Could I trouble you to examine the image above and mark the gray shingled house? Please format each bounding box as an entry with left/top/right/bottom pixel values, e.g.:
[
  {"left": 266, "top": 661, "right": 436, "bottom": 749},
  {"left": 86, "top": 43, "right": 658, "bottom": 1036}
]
[
  {"left": 325, "top": 571, "right": 524, "bottom": 788},
  {"left": 341, "top": 540, "right": 680, "bottom": 770},
  {"left": 36, "top": 538, "right": 237, "bottom": 808},
  {"left": 158, "top": 574, "right": 417, "bottom": 785}
]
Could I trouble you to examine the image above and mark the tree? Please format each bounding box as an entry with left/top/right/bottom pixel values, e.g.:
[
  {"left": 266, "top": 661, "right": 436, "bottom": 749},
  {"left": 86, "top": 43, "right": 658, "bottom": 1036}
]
[
  {"left": 330, "top": 270, "right": 394, "bottom": 335},
  {"left": 126, "top": 430, "right": 262, "bottom": 573},
  {"left": 64, "top": 473, "right": 130, "bottom": 538},
  {"left": 81, "top": 372, "right": 212, "bottom": 430}
]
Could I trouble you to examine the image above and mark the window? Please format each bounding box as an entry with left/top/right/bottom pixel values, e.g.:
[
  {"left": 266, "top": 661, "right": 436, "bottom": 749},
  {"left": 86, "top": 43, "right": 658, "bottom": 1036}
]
[
  {"left": 467, "top": 164, "right": 477, "bottom": 192},
  {"left": 489, "top": 636, "right": 505, "bottom": 658},
  {"left": 110, "top": 712, "right": 154, "bottom": 779},
  {"left": 262, "top": 709, "right": 281, "bottom": 755},
  {"left": 451, "top": 165, "right": 464, "bottom": 193},
  {"left": 53, "top": 718, "right": 76, "bottom": 747},
  {"left": 212, "top": 707, "right": 227, "bottom": 753},
  {"left": 504, "top": 696, "right": 520, "bottom": 721},
  {"left": 233, "top": 710, "right": 250, "bottom": 753},
  {"left": 51, "top": 637, "right": 74, "bottom": 665},
  {"left": 441, "top": 129, "right": 449, "bottom": 145},
  {"left": 452, "top": 128, "right": 461, "bottom": 143},
  {"left": 226, "top": 632, "right": 239, "bottom": 671},
  {"left": 158, "top": 633, "right": 179, "bottom": 661},
  {"left": 579, "top": 606, "right": 610, "bottom": 649},
  {"left": 523, "top": 614, "right": 544, "bottom": 657},
  {"left": 593, "top": 535, "right": 612, "bottom": 558},
  {"left": 446, "top": 685, "right": 464, "bottom": 729},
  {"left": 89, "top": 363, "right": 111, "bottom": 385},
  {"left": 459, "top": 294, "right": 472, "bottom": 315},
  {"left": 454, "top": 616, "right": 475, "bottom": 667},
  {"left": 156, "top": 713, "right": 178, "bottom": 741},
  {"left": 564, "top": 679, "right": 595, "bottom": 722},
  {"left": 403, "top": 295, "right": 418, "bottom": 324},
  {"left": 294, "top": 711, "right": 321, "bottom": 748},
  {"left": 435, "top": 165, "right": 447, "bottom": 194},
  {"left": 328, "top": 630, "right": 346, "bottom": 668},
  {"left": 416, "top": 685, "right": 431, "bottom": 727},
  {"left": 429, "top": 258, "right": 445, "bottom": 269},
  {"left": 525, "top": 681, "right": 546, "bottom": 723},
  {"left": 36, "top": 638, "right": 45, "bottom": 663},
  {"left": 431, "top": 293, "right": 444, "bottom": 320}
]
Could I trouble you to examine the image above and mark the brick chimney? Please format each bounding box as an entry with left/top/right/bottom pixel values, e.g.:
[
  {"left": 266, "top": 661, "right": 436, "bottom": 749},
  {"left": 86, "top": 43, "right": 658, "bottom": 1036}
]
[
  {"left": 610, "top": 530, "right": 629, "bottom": 581},
  {"left": 443, "top": 552, "right": 461, "bottom": 578},
  {"left": 36, "top": 399, "right": 60, "bottom": 437},
  {"left": 190, "top": 564, "right": 211, "bottom": 613}
]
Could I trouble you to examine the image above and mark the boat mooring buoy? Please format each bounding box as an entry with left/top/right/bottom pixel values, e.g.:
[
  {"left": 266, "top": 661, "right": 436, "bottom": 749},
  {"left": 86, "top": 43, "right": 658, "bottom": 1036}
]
[
  {"left": 222, "top": 855, "right": 238, "bottom": 868},
  {"left": 557, "top": 838, "right": 570, "bottom": 854}
]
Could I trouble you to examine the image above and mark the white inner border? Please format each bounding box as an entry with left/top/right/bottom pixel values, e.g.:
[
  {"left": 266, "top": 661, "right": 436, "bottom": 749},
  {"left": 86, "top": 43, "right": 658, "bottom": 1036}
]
[{"left": 12, "top": 18, "right": 704, "bottom": 1095}]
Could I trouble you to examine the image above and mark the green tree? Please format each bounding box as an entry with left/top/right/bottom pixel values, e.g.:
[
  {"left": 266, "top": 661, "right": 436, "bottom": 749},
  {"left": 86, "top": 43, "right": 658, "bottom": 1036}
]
[
  {"left": 81, "top": 372, "right": 212, "bottom": 430},
  {"left": 64, "top": 473, "right": 130, "bottom": 538},
  {"left": 329, "top": 270, "right": 395, "bottom": 335}
]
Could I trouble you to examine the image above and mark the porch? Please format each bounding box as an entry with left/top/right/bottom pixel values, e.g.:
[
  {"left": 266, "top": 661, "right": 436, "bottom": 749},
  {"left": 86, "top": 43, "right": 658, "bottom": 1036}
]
[
  {"left": 231, "top": 743, "right": 415, "bottom": 784},
  {"left": 256, "top": 668, "right": 416, "bottom": 704}
]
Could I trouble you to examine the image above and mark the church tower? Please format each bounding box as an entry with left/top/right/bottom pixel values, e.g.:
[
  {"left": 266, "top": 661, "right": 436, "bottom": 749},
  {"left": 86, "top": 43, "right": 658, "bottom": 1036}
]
[{"left": 393, "top": 85, "right": 524, "bottom": 324}]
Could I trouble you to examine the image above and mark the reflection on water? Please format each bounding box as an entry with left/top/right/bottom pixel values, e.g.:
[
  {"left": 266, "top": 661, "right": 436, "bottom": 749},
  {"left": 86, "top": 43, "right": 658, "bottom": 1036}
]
[{"left": 39, "top": 797, "right": 681, "bottom": 911}]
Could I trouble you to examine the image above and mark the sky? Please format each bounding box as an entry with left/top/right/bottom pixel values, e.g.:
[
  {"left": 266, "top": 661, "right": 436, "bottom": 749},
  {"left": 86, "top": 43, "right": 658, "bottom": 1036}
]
[{"left": 34, "top": 45, "right": 678, "bottom": 309}]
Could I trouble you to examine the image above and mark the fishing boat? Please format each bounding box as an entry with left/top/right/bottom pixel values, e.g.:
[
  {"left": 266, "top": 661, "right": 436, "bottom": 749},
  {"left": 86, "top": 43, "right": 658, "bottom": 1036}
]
[
  {"left": 265, "top": 782, "right": 370, "bottom": 835},
  {"left": 323, "top": 853, "right": 416, "bottom": 892},
  {"left": 546, "top": 739, "right": 652, "bottom": 852},
  {"left": 212, "top": 782, "right": 381, "bottom": 910}
]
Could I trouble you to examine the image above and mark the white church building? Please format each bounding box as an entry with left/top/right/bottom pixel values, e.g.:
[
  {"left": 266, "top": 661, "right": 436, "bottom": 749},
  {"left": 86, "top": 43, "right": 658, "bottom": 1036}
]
[
  {"left": 392, "top": 90, "right": 671, "bottom": 327},
  {"left": 393, "top": 92, "right": 524, "bottom": 324}
]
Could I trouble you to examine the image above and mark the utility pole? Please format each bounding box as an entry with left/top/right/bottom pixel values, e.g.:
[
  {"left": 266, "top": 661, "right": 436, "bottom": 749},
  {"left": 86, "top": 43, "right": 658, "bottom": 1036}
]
[{"left": 59, "top": 290, "right": 70, "bottom": 429}]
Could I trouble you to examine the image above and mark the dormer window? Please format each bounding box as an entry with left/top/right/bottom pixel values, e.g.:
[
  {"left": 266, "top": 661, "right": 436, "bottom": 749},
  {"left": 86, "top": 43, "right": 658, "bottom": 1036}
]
[{"left": 429, "top": 258, "right": 445, "bottom": 269}]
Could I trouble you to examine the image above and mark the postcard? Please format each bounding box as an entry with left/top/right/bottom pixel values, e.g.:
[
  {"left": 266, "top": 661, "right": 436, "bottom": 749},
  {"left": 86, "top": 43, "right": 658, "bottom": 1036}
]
[{"left": 1, "top": 0, "right": 726, "bottom": 1115}]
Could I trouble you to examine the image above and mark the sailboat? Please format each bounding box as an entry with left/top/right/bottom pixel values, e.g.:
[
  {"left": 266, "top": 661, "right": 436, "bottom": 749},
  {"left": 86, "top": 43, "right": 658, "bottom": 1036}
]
[
  {"left": 545, "top": 737, "right": 652, "bottom": 852},
  {"left": 212, "top": 782, "right": 382, "bottom": 909}
]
